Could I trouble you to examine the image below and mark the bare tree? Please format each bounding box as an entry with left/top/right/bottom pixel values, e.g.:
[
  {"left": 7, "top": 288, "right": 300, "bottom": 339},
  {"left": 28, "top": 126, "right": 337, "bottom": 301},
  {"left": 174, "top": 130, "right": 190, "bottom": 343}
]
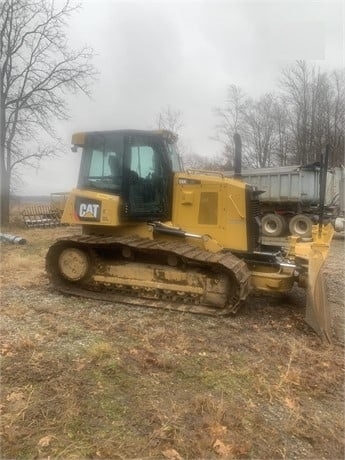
[
  {"left": 216, "top": 63, "right": 344, "bottom": 171},
  {"left": 272, "top": 99, "right": 291, "bottom": 165},
  {"left": 156, "top": 105, "right": 183, "bottom": 134},
  {"left": 214, "top": 86, "right": 284, "bottom": 168},
  {"left": 0, "top": 0, "right": 97, "bottom": 225},
  {"left": 243, "top": 93, "right": 279, "bottom": 168},
  {"left": 279, "top": 61, "right": 345, "bottom": 166},
  {"left": 213, "top": 84, "right": 249, "bottom": 168},
  {"left": 182, "top": 151, "right": 226, "bottom": 171},
  {"left": 329, "top": 69, "right": 345, "bottom": 166},
  {"left": 155, "top": 104, "right": 192, "bottom": 164}
]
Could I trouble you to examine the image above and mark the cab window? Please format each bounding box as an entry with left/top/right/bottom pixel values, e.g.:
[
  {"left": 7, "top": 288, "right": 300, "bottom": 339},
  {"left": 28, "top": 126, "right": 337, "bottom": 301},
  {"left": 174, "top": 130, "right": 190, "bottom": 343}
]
[
  {"left": 129, "top": 145, "right": 160, "bottom": 179},
  {"left": 79, "top": 133, "right": 124, "bottom": 193}
]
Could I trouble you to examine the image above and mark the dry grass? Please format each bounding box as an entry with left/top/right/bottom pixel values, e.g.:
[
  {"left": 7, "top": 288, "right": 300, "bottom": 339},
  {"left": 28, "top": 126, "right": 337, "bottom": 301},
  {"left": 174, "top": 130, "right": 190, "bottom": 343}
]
[{"left": 0, "top": 213, "right": 344, "bottom": 459}]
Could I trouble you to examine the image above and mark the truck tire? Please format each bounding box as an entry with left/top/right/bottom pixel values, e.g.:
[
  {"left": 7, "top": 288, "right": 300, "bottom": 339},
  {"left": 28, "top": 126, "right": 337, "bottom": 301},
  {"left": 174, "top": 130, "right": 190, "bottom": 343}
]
[
  {"left": 261, "top": 213, "right": 287, "bottom": 237},
  {"left": 289, "top": 214, "right": 313, "bottom": 238}
]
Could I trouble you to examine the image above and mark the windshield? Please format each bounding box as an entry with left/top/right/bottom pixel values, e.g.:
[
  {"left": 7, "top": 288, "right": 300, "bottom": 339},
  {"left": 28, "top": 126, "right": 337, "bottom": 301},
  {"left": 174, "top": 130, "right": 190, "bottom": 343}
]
[{"left": 78, "top": 133, "right": 124, "bottom": 193}]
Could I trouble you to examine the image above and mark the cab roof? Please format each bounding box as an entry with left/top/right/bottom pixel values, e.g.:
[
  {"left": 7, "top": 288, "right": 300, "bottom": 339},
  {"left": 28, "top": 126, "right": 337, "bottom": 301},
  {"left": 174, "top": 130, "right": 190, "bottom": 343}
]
[{"left": 71, "top": 129, "right": 178, "bottom": 146}]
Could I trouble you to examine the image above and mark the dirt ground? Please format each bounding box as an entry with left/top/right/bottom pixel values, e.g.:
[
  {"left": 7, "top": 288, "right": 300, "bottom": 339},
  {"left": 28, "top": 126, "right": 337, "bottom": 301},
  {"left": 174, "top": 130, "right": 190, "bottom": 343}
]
[{"left": 0, "top": 223, "right": 344, "bottom": 459}]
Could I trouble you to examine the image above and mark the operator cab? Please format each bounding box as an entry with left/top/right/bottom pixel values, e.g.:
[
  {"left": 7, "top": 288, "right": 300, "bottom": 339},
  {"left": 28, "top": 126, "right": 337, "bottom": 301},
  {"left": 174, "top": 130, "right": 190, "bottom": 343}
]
[{"left": 73, "top": 130, "right": 182, "bottom": 221}]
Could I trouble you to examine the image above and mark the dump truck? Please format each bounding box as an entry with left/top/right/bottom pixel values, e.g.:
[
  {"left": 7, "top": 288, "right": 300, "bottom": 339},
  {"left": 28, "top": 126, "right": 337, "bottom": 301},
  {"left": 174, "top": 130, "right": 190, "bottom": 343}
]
[
  {"left": 46, "top": 130, "right": 334, "bottom": 340},
  {"left": 225, "top": 164, "right": 345, "bottom": 238}
]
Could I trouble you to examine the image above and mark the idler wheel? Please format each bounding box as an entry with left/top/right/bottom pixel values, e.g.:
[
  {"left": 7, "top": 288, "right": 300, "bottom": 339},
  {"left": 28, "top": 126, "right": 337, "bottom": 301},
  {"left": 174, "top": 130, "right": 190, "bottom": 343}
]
[{"left": 58, "top": 247, "right": 90, "bottom": 282}]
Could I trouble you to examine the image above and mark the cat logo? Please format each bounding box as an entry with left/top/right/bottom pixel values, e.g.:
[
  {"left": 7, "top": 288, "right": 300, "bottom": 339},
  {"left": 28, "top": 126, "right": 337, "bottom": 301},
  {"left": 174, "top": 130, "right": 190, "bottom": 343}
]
[
  {"left": 75, "top": 197, "right": 101, "bottom": 221},
  {"left": 79, "top": 203, "right": 100, "bottom": 218}
]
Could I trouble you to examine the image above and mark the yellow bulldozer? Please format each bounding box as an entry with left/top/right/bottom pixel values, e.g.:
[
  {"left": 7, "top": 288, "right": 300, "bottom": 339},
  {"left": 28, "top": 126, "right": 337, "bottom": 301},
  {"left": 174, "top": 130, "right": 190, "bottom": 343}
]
[{"left": 46, "top": 130, "right": 334, "bottom": 340}]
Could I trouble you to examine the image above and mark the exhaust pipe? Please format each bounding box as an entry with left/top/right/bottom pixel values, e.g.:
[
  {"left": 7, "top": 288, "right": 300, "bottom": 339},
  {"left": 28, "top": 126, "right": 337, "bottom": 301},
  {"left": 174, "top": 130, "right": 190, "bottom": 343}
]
[
  {"left": 318, "top": 144, "right": 330, "bottom": 238},
  {"left": 233, "top": 133, "right": 242, "bottom": 178}
]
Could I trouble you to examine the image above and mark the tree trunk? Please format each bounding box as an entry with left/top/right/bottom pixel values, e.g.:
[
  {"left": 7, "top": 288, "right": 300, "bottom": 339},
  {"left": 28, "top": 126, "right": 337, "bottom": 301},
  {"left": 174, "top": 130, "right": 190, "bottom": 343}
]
[
  {"left": 0, "top": 167, "right": 10, "bottom": 226},
  {"left": 0, "top": 63, "right": 10, "bottom": 226}
]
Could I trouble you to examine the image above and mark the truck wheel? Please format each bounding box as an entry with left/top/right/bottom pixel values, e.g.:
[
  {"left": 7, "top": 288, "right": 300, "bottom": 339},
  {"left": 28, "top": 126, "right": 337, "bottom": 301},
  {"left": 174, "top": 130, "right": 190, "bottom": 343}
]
[
  {"left": 289, "top": 214, "right": 313, "bottom": 238},
  {"left": 261, "top": 214, "right": 287, "bottom": 237}
]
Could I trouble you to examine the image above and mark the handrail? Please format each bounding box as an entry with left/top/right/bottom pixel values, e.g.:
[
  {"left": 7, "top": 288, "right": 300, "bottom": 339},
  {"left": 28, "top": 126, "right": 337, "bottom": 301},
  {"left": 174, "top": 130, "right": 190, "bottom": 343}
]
[{"left": 186, "top": 169, "right": 225, "bottom": 178}]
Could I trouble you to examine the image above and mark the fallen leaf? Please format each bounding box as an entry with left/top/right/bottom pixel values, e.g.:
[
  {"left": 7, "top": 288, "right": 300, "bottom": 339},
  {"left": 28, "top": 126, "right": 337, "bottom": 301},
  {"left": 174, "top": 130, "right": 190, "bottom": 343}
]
[
  {"left": 6, "top": 391, "right": 24, "bottom": 402},
  {"left": 162, "top": 448, "right": 183, "bottom": 460},
  {"left": 1, "top": 344, "right": 15, "bottom": 356},
  {"left": 213, "top": 439, "right": 232, "bottom": 456},
  {"left": 74, "top": 359, "right": 86, "bottom": 371},
  {"left": 284, "top": 397, "right": 297, "bottom": 410},
  {"left": 209, "top": 421, "right": 227, "bottom": 437},
  {"left": 37, "top": 435, "right": 55, "bottom": 447}
]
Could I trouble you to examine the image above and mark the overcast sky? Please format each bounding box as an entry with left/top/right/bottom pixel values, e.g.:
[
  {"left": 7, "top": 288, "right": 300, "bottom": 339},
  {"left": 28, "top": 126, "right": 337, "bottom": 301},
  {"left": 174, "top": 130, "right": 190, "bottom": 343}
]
[{"left": 20, "top": 0, "right": 344, "bottom": 195}]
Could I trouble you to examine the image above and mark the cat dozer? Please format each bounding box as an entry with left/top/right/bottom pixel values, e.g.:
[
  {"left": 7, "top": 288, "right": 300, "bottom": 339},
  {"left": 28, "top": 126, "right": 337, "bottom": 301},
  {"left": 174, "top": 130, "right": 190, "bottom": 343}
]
[{"left": 46, "top": 130, "right": 334, "bottom": 340}]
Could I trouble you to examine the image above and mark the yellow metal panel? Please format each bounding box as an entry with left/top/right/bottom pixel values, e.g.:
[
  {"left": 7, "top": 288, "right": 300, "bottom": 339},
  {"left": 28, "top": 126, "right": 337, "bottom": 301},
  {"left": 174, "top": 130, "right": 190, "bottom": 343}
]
[
  {"left": 249, "top": 267, "right": 295, "bottom": 292},
  {"left": 172, "top": 172, "right": 249, "bottom": 251},
  {"left": 181, "top": 190, "right": 194, "bottom": 205},
  {"left": 61, "top": 188, "right": 121, "bottom": 226},
  {"left": 198, "top": 192, "right": 218, "bottom": 224}
]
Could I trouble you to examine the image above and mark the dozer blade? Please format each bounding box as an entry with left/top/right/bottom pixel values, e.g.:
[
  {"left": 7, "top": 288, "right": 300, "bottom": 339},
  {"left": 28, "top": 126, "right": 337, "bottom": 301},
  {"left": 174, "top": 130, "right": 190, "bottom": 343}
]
[
  {"left": 302, "top": 224, "right": 334, "bottom": 342},
  {"left": 306, "top": 247, "right": 330, "bottom": 342}
]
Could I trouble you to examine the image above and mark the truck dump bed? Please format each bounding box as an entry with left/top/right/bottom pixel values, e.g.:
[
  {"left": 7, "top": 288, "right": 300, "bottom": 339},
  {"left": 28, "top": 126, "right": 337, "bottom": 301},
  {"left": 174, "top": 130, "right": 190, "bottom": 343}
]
[{"left": 226, "top": 164, "right": 338, "bottom": 206}]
